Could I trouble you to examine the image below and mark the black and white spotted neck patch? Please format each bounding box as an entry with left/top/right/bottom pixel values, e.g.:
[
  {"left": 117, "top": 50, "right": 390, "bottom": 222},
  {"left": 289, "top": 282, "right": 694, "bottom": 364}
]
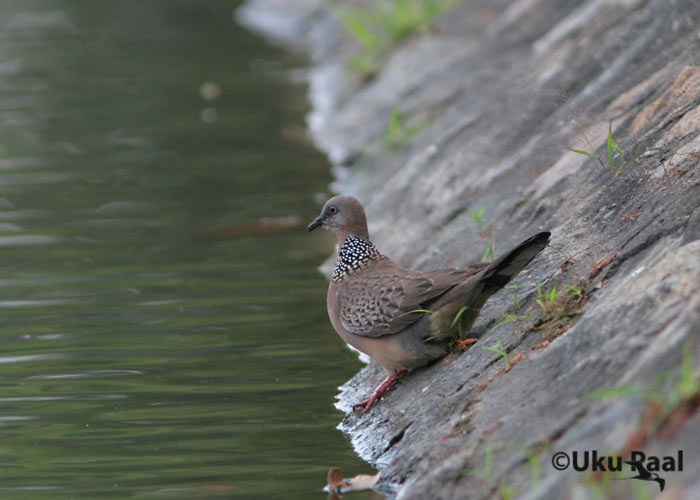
[{"left": 332, "top": 235, "right": 382, "bottom": 282}]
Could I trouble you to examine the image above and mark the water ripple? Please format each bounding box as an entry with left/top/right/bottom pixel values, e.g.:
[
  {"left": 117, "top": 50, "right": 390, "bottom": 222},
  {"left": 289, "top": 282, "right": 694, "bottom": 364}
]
[
  {"left": 0, "top": 235, "right": 60, "bottom": 246},
  {"left": 0, "top": 353, "right": 66, "bottom": 364},
  {"left": 0, "top": 415, "right": 40, "bottom": 421},
  {"left": 0, "top": 394, "right": 127, "bottom": 402},
  {"left": 0, "top": 298, "right": 77, "bottom": 308},
  {"left": 27, "top": 369, "right": 143, "bottom": 380}
]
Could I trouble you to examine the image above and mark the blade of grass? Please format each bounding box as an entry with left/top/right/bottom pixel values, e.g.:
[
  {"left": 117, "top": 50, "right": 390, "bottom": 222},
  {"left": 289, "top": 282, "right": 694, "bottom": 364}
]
[{"left": 569, "top": 148, "right": 596, "bottom": 157}]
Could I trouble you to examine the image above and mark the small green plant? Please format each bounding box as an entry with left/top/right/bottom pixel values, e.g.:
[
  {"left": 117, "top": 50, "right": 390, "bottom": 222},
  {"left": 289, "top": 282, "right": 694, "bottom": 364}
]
[
  {"left": 465, "top": 202, "right": 495, "bottom": 261},
  {"left": 564, "top": 283, "right": 583, "bottom": 298},
  {"left": 569, "top": 119, "right": 604, "bottom": 168},
  {"left": 586, "top": 384, "right": 656, "bottom": 401},
  {"left": 481, "top": 236, "right": 495, "bottom": 262},
  {"left": 467, "top": 203, "right": 488, "bottom": 237},
  {"left": 460, "top": 441, "right": 542, "bottom": 497},
  {"left": 334, "top": 0, "right": 460, "bottom": 76},
  {"left": 579, "top": 460, "right": 656, "bottom": 499},
  {"left": 499, "top": 482, "right": 514, "bottom": 500},
  {"left": 587, "top": 342, "right": 700, "bottom": 414},
  {"left": 483, "top": 442, "right": 494, "bottom": 478},
  {"left": 569, "top": 120, "right": 643, "bottom": 176},
  {"left": 450, "top": 305, "right": 471, "bottom": 336},
  {"left": 486, "top": 313, "right": 521, "bottom": 335},
  {"left": 478, "top": 283, "right": 547, "bottom": 337},
  {"left": 629, "top": 478, "right": 654, "bottom": 500},
  {"left": 535, "top": 280, "right": 558, "bottom": 312},
  {"left": 535, "top": 280, "right": 586, "bottom": 314},
  {"left": 504, "top": 284, "right": 528, "bottom": 312},
  {"left": 482, "top": 339, "right": 512, "bottom": 368},
  {"left": 407, "top": 304, "right": 475, "bottom": 339},
  {"left": 676, "top": 340, "right": 700, "bottom": 404},
  {"left": 513, "top": 293, "right": 521, "bottom": 311},
  {"left": 531, "top": 280, "right": 586, "bottom": 340},
  {"left": 507, "top": 443, "right": 542, "bottom": 491},
  {"left": 382, "top": 106, "right": 430, "bottom": 150},
  {"left": 335, "top": 7, "right": 385, "bottom": 74},
  {"left": 580, "top": 471, "right": 614, "bottom": 500},
  {"left": 526, "top": 452, "right": 541, "bottom": 492},
  {"left": 605, "top": 122, "right": 625, "bottom": 175},
  {"left": 405, "top": 308, "right": 440, "bottom": 341}
]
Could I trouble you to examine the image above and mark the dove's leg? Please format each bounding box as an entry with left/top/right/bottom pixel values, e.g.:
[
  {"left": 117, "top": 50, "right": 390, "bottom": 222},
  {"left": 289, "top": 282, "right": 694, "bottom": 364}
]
[{"left": 354, "top": 369, "right": 407, "bottom": 413}]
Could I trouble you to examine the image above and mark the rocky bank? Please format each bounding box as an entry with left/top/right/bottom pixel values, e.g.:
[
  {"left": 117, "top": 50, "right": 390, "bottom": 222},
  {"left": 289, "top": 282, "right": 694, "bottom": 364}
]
[{"left": 239, "top": 1, "right": 700, "bottom": 498}]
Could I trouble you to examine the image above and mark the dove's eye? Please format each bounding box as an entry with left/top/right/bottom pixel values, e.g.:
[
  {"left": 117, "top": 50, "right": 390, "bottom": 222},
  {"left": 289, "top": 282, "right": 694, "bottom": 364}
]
[{"left": 328, "top": 205, "right": 338, "bottom": 215}]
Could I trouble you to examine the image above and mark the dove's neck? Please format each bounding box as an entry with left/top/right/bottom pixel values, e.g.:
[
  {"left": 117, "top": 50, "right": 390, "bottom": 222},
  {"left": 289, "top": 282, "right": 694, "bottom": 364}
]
[{"left": 332, "top": 235, "right": 382, "bottom": 282}]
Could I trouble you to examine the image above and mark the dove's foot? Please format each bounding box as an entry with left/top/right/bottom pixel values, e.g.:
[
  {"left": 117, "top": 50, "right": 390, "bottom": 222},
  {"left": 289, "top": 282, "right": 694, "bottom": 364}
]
[{"left": 353, "top": 369, "right": 407, "bottom": 413}]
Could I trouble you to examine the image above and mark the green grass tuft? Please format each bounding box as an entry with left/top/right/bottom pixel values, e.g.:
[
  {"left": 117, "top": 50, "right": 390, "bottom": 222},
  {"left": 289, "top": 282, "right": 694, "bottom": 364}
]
[
  {"left": 587, "top": 342, "right": 700, "bottom": 414},
  {"left": 334, "top": 0, "right": 461, "bottom": 76},
  {"left": 569, "top": 119, "right": 644, "bottom": 176},
  {"left": 382, "top": 106, "right": 430, "bottom": 150},
  {"left": 482, "top": 339, "right": 512, "bottom": 368}
]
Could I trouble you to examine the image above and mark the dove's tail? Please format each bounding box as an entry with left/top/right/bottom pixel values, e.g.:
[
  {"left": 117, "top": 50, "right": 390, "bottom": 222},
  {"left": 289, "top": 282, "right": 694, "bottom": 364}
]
[
  {"left": 481, "top": 231, "right": 551, "bottom": 290},
  {"left": 429, "top": 231, "right": 550, "bottom": 335}
]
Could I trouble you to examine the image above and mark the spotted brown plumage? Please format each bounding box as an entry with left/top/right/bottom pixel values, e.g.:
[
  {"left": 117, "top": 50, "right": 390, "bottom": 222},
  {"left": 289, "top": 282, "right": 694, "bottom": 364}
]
[
  {"left": 336, "top": 258, "right": 481, "bottom": 337},
  {"left": 308, "top": 195, "right": 550, "bottom": 412}
]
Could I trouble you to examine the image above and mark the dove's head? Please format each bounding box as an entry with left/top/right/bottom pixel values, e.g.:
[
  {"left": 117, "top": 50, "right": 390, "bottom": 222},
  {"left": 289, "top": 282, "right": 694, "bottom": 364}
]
[{"left": 307, "top": 195, "right": 370, "bottom": 241}]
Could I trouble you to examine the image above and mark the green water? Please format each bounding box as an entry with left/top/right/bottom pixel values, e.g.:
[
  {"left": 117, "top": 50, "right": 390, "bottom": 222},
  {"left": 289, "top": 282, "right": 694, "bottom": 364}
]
[{"left": 0, "top": 1, "right": 369, "bottom": 498}]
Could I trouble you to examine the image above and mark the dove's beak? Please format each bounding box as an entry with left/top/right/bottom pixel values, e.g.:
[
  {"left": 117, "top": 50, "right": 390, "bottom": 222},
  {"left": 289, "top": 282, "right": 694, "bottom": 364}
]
[{"left": 307, "top": 216, "right": 324, "bottom": 232}]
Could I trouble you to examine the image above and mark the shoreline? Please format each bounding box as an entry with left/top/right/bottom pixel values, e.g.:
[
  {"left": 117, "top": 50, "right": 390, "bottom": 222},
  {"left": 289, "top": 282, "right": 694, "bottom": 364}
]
[{"left": 238, "top": 1, "right": 700, "bottom": 498}]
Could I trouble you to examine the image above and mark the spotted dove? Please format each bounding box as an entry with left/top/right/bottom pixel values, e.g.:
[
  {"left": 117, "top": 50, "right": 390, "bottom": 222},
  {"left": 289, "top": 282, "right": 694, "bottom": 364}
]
[{"left": 308, "top": 195, "right": 550, "bottom": 412}]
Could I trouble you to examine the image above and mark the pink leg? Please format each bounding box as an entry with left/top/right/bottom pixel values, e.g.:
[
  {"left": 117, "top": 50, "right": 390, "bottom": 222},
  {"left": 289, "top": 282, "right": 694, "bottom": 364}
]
[{"left": 353, "top": 369, "right": 407, "bottom": 413}]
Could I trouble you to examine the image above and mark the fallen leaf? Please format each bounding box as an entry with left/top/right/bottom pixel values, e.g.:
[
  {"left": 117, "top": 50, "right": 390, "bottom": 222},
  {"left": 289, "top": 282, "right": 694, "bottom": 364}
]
[
  {"left": 456, "top": 338, "right": 478, "bottom": 350},
  {"left": 531, "top": 339, "right": 551, "bottom": 351},
  {"left": 593, "top": 253, "right": 617, "bottom": 270},
  {"left": 588, "top": 253, "right": 618, "bottom": 280},
  {"left": 618, "top": 211, "right": 640, "bottom": 221},
  {"left": 510, "top": 353, "right": 525, "bottom": 365}
]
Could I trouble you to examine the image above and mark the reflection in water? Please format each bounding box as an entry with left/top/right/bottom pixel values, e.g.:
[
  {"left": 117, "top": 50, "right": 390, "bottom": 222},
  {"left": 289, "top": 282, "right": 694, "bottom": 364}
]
[{"left": 0, "top": 1, "right": 370, "bottom": 498}]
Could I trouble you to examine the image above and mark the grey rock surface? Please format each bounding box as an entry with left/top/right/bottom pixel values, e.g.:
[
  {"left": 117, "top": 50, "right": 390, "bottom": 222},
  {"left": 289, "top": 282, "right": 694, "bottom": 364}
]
[{"left": 239, "top": 0, "right": 700, "bottom": 498}]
